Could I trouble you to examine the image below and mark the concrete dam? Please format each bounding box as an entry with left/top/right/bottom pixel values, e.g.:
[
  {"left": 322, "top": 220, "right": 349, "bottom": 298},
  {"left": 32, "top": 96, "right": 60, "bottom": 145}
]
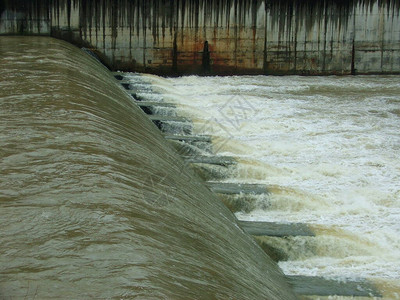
[
  {"left": 1, "top": 35, "right": 386, "bottom": 299},
  {"left": 1, "top": 0, "right": 400, "bottom": 75},
  {"left": 1, "top": 1, "right": 398, "bottom": 299}
]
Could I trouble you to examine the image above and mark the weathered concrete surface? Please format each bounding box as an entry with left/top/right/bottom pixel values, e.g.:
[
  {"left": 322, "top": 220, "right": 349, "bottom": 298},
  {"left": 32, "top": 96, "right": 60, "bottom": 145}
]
[{"left": 1, "top": 0, "right": 399, "bottom": 75}]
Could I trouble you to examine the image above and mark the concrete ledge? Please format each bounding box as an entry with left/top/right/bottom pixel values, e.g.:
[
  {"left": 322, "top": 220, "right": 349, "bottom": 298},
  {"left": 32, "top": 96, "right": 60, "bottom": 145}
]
[
  {"left": 183, "top": 156, "right": 236, "bottom": 166},
  {"left": 238, "top": 221, "right": 315, "bottom": 237},
  {"left": 148, "top": 115, "right": 190, "bottom": 123},
  {"left": 286, "top": 275, "right": 382, "bottom": 297},
  {"left": 164, "top": 135, "right": 211, "bottom": 143},
  {"left": 135, "top": 101, "right": 176, "bottom": 108},
  {"left": 206, "top": 182, "right": 269, "bottom": 195}
]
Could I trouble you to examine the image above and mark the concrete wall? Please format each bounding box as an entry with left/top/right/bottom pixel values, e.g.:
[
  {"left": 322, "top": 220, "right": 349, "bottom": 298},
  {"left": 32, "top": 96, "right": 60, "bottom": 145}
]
[{"left": 1, "top": 0, "right": 399, "bottom": 75}]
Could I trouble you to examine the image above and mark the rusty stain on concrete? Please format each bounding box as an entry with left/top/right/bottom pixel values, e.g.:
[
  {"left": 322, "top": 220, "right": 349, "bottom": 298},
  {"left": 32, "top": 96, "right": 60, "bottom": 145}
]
[{"left": 1, "top": 0, "right": 400, "bottom": 75}]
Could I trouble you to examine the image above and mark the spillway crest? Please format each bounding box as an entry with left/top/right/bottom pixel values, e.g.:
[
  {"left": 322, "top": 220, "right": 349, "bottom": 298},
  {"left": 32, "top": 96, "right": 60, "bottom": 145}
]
[{"left": 0, "top": 37, "right": 296, "bottom": 299}]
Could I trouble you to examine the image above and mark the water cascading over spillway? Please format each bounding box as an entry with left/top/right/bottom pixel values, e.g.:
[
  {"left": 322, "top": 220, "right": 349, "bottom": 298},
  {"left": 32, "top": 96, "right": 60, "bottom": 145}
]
[
  {"left": 0, "top": 36, "right": 297, "bottom": 299},
  {"left": 129, "top": 73, "right": 400, "bottom": 298}
]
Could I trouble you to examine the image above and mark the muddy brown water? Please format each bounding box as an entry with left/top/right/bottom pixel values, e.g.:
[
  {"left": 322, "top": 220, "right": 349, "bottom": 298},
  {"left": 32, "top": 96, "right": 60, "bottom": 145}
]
[{"left": 0, "top": 36, "right": 296, "bottom": 299}]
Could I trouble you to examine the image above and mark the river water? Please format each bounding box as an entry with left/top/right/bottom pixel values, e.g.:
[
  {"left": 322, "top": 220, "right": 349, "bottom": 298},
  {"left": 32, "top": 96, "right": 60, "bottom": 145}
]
[
  {"left": 0, "top": 37, "right": 296, "bottom": 299},
  {"left": 132, "top": 73, "right": 400, "bottom": 296}
]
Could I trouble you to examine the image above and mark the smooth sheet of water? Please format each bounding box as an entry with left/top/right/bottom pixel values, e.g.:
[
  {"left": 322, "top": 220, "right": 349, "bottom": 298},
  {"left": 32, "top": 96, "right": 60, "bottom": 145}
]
[
  {"left": 136, "top": 73, "right": 400, "bottom": 294},
  {"left": 0, "top": 37, "right": 296, "bottom": 299}
]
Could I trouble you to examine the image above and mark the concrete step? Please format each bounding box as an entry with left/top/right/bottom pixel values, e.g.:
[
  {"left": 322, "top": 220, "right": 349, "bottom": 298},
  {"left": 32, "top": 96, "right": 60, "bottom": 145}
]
[
  {"left": 113, "top": 73, "right": 125, "bottom": 80},
  {"left": 286, "top": 275, "right": 381, "bottom": 297},
  {"left": 135, "top": 101, "right": 176, "bottom": 108},
  {"left": 183, "top": 156, "right": 236, "bottom": 166},
  {"left": 238, "top": 220, "right": 315, "bottom": 237},
  {"left": 206, "top": 182, "right": 269, "bottom": 195},
  {"left": 148, "top": 115, "right": 190, "bottom": 123},
  {"left": 120, "top": 82, "right": 132, "bottom": 90},
  {"left": 164, "top": 135, "right": 211, "bottom": 143}
]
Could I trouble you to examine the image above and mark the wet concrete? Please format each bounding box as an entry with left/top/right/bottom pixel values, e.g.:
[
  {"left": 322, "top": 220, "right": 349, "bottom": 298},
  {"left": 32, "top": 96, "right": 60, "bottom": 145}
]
[{"left": 1, "top": 0, "right": 399, "bottom": 75}]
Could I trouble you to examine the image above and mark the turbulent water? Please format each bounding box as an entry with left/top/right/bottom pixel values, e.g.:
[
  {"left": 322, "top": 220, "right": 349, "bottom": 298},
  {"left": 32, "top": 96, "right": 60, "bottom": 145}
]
[
  {"left": 0, "top": 37, "right": 297, "bottom": 299},
  {"left": 132, "top": 73, "right": 400, "bottom": 297}
]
